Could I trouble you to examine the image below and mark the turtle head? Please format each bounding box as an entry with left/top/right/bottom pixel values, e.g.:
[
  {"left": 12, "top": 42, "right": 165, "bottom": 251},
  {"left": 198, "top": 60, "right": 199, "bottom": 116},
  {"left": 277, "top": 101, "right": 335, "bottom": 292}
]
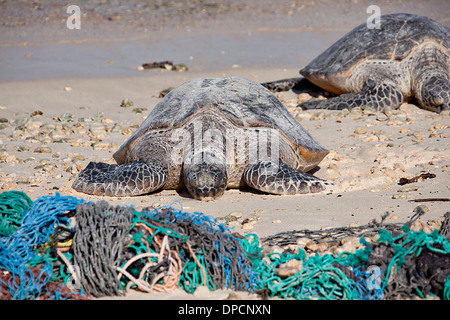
[
  {"left": 417, "top": 76, "right": 450, "bottom": 113},
  {"left": 184, "top": 163, "right": 228, "bottom": 201}
]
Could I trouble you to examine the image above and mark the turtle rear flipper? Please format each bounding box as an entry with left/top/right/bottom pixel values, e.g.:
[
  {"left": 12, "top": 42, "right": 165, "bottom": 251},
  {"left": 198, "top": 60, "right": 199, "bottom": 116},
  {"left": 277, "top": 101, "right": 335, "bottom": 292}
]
[
  {"left": 72, "top": 161, "right": 168, "bottom": 197},
  {"left": 261, "top": 77, "right": 305, "bottom": 92},
  {"left": 298, "top": 80, "right": 404, "bottom": 112},
  {"left": 243, "top": 159, "right": 332, "bottom": 195},
  {"left": 261, "top": 77, "right": 329, "bottom": 96}
]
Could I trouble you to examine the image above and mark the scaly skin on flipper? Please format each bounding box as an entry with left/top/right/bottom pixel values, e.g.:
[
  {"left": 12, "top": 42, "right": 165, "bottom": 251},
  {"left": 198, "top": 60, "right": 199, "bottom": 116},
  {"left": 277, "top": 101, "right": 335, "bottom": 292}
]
[
  {"left": 72, "top": 161, "right": 168, "bottom": 197},
  {"left": 244, "top": 159, "right": 331, "bottom": 195},
  {"left": 299, "top": 80, "right": 404, "bottom": 111}
]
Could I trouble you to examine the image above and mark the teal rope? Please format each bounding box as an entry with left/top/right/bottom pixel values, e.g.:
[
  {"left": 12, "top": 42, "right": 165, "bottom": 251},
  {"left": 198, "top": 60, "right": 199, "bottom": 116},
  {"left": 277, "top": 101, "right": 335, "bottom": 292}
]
[
  {"left": 0, "top": 191, "right": 33, "bottom": 236},
  {"left": 444, "top": 276, "right": 450, "bottom": 300},
  {"left": 379, "top": 227, "right": 450, "bottom": 291}
]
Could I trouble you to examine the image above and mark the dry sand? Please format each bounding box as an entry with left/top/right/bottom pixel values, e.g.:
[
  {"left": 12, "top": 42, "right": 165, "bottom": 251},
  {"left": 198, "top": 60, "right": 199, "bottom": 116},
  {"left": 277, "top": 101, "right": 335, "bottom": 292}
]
[{"left": 0, "top": 0, "right": 449, "bottom": 300}]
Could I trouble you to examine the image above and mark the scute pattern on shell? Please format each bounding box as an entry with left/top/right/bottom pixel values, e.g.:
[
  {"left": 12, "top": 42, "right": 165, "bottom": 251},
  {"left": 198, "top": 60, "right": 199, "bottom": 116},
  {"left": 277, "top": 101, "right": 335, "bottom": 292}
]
[
  {"left": 114, "top": 76, "right": 328, "bottom": 164},
  {"left": 301, "top": 13, "right": 450, "bottom": 77}
]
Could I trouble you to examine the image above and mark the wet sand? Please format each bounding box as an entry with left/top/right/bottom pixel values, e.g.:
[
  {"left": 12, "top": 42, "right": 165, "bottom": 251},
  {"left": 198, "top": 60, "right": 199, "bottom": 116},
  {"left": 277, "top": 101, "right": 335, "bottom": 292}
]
[
  {"left": 1, "top": 0, "right": 449, "bottom": 81},
  {"left": 0, "top": 0, "right": 449, "bottom": 300}
]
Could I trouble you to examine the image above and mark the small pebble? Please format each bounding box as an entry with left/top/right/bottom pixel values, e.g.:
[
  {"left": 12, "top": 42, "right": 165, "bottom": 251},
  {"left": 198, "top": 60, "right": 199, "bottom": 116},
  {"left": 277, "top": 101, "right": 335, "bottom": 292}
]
[
  {"left": 49, "top": 129, "right": 65, "bottom": 140},
  {"left": 72, "top": 155, "right": 85, "bottom": 162},
  {"left": 230, "top": 211, "right": 243, "bottom": 219},
  {"left": 174, "top": 64, "right": 188, "bottom": 72},
  {"left": 13, "top": 118, "right": 30, "bottom": 126},
  {"left": 316, "top": 242, "right": 328, "bottom": 252},
  {"left": 158, "top": 87, "right": 174, "bottom": 98},
  {"left": 219, "top": 214, "right": 238, "bottom": 223},
  {"left": 386, "top": 120, "right": 401, "bottom": 126},
  {"left": 334, "top": 242, "right": 356, "bottom": 255},
  {"left": 34, "top": 147, "right": 52, "bottom": 154},
  {"left": 295, "top": 237, "right": 311, "bottom": 248},
  {"left": 132, "top": 108, "right": 148, "bottom": 114},
  {"left": 305, "top": 240, "right": 318, "bottom": 251},
  {"left": 92, "top": 142, "right": 111, "bottom": 150},
  {"left": 261, "top": 245, "right": 284, "bottom": 255},
  {"left": 397, "top": 186, "right": 419, "bottom": 192},
  {"left": 376, "top": 114, "right": 388, "bottom": 121},
  {"left": 55, "top": 113, "right": 74, "bottom": 122},
  {"left": 151, "top": 202, "right": 163, "bottom": 208},
  {"left": 102, "top": 118, "right": 114, "bottom": 124},
  {"left": 432, "top": 123, "right": 442, "bottom": 130},
  {"left": 16, "top": 145, "right": 29, "bottom": 152},
  {"left": 297, "top": 93, "right": 312, "bottom": 103},
  {"left": 5, "top": 155, "right": 17, "bottom": 162},
  {"left": 31, "top": 110, "right": 43, "bottom": 117},
  {"left": 241, "top": 223, "right": 254, "bottom": 230},
  {"left": 354, "top": 127, "right": 368, "bottom": 135},
  {"left": 120, "top": 99, "right": 133, "bottom": 108},
  {"left": 276, "top": 259, "right": 303, "bottom": 278},
  {"left": 227, "top": 221, "right": 240, "bottom": 228},
  {"left": 121, "top": 128, "right": 134, "bottom": 135}
]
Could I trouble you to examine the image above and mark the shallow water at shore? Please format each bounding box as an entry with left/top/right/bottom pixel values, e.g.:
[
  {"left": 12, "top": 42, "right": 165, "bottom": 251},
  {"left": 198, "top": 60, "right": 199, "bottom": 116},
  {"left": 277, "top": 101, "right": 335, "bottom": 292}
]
[{"left": 1, "top": 0, "right": 449, "bottom": 81}]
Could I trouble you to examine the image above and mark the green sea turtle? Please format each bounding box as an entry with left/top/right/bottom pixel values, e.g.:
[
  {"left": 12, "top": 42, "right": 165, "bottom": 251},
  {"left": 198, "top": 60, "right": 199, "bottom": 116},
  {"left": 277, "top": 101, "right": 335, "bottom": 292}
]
[
  {"left": 263, "top": 13, "right": 449, "bottom": 113},
  {"left": 72, "top": 77, "right": 331, "bottom": 201}
]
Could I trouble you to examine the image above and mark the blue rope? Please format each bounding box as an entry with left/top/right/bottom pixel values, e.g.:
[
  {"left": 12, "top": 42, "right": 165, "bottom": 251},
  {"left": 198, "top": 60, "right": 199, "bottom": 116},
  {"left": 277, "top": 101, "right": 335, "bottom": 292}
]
[
  {"left": 0, "top": 193, "right": 84, "bottom": 299},
  {"left": 349, "top": 265, "right": 384, "bottom": 300}
]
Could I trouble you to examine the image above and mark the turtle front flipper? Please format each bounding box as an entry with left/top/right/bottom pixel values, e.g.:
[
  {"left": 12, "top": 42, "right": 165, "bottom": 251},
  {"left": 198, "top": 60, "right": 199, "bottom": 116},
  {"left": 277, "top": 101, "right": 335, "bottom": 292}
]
[
  {"left": 243, "top": 159, "right": 332, "bottom": 195},
  {"left": 72, "top": 161, "right": 168, "bottom": 197},
  {"left": 298, "top": 80, "right": 404, "bottom": 112}
]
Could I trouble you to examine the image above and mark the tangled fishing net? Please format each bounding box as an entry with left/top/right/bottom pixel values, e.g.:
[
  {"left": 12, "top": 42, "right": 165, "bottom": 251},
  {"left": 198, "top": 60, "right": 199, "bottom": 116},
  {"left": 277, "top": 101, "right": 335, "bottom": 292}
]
[
  {"left": 0, "top": 192, "right": 85, "bottom": 299},
  {"left": 1, "top": 190, "right": 449, "bottom": 300}
]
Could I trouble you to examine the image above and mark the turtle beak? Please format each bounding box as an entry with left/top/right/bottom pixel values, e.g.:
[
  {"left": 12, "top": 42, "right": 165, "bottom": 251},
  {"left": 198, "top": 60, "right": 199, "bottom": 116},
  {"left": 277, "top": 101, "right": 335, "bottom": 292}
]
[
  {"left": 193, "top": 187, "right": 226, "bottom": 201},
  {"left": 184, "top": 163, "right": 228, "bottom": 201}
]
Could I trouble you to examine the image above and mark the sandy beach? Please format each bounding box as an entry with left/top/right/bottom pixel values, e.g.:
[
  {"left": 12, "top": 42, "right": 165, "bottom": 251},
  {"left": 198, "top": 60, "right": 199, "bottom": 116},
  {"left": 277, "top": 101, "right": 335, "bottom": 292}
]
[{"left": 1, "top": 0, "right": 449, "bottom": 300}]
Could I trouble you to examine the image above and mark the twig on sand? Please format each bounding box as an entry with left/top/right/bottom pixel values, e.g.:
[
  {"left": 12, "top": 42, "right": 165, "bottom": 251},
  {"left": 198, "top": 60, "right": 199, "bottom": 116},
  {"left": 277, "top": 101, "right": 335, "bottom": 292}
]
[
  {"left": 398, "top": 173, "right": 436, "bottom": 185},
  {"left": 408, "top": 198, "right": 449, "bottom": 203}
]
